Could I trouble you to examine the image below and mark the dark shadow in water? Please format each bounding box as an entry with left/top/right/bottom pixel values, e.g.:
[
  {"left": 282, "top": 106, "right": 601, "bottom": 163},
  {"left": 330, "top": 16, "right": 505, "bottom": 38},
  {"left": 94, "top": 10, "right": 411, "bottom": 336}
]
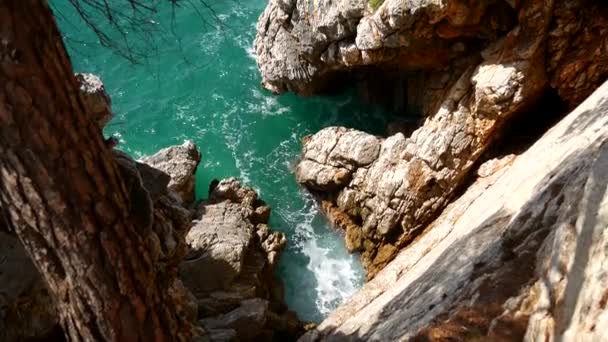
[{"left": 278, "top": 85, "right": 417, "bottom": 138}]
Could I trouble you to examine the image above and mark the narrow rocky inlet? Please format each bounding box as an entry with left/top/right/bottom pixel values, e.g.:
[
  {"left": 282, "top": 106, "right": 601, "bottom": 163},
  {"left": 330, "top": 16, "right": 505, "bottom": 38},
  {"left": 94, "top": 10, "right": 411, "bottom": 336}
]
[
  {"left": 256, "top": 0, "right": 608, "bottom": 278},
  {"left": 1, "top": 0, "right": 607, "bottom": 341},
  {"left": 252, "top": 0, "right": 608, "bottom": 340}
]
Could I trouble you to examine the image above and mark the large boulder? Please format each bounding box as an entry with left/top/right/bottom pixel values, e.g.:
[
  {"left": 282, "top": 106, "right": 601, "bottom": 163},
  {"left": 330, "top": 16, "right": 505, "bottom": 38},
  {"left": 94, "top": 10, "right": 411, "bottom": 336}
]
[
  {"left": 182, "top": 201, "right": 257, "bottom": 293},
  {"left": 296, "top": 127, "right": 381, "bottom": 191},
  {"left": 180, "top": 178, "right": 302, "bottom": 341},
  {"left": 300, "top": 80, "right": 608, "bottom": 341},
  {"left": 141, "top": 140, "right": 202, "bottom": 205}
]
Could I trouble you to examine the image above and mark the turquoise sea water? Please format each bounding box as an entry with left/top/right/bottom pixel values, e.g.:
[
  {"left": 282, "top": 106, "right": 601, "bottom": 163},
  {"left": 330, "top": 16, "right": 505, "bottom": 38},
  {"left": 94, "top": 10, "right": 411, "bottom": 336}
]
[{"left": 55, "top": 0, "right": 395, "bottom": 322}]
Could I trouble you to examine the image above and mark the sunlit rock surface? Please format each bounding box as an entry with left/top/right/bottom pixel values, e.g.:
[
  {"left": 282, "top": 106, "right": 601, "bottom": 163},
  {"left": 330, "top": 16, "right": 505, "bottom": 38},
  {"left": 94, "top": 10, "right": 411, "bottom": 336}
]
[{"left": 300, "top": 81, "right": 608, "bottom": 341}]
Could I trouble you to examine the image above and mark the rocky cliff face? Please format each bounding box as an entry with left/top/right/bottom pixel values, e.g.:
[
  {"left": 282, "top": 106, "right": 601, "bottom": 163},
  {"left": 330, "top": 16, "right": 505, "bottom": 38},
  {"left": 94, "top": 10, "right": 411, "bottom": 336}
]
[
  {"left": 256, "top": 0, "right": 607, "bottom": 107},
  {"left": 141, "top": 141, "right": 201, "bottom": 204},
  {"left": 282, "top": 0, "right": 607, "bottom": 277},
  {"left": 264, "top": 0, "right": 608, "bottom": 337},
  {"left": 75, "top": 73, "right": 113, "bottom": 128},
  {"left": 299, "top": 79, "right": 608, "bottom": 341}
]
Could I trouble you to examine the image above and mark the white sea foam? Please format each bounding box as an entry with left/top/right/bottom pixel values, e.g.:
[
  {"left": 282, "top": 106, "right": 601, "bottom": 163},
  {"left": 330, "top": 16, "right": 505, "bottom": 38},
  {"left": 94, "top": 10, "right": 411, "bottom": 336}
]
[
  {"left": 248, "top": 89, "right": 291, "bottom": 116},
  {"left": 175, "top": 104, "right": 196, "bottom": 123},
  {"left": 235, "top": 24, "right": 258, "bottom": 61},
  {"left": 221, "top": 107, "right": 258, "bottom": 185},
  {"left": 303, "top": 236, "right": 362, "bottom": 315},
  {"left": 286, "top": 189, "right": 364, "bottom": 317}
]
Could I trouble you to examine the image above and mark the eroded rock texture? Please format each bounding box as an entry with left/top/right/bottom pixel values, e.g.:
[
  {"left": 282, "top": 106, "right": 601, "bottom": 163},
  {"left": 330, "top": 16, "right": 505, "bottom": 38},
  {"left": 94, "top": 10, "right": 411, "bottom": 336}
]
[
  {"left": 141, "top": 140, "right": 202, "bottom": 205},
  {"left": 300, "top": 80, "right": 608, "bottom": 341},
  {"left": 181, "top": 178, "right": 303, "bottom": 342},
  {"left": 256, "top": 0, "right": 607, "bottom": 106},
  {"left": 289, "top": 0, "right": 607, "bottom": 276}
]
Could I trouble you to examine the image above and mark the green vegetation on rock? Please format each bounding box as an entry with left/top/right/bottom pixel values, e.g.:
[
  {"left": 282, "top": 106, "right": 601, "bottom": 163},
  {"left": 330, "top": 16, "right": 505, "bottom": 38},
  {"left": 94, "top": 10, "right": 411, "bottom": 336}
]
[{"left": 369, "top": 0, "right": 384, "bottom": 10}]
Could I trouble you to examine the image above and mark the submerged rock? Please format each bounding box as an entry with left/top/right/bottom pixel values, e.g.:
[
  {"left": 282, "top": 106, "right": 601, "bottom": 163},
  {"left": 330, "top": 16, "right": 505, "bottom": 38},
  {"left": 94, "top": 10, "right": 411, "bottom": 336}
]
[
  {"left": 181, "top": 178, "right": 303, "bottom": 341},
  {"left": 301, "top": 80, "right": 608, "bottom": 341},
  {"left": 141, "top": 140, "right": 202, "bottom": 205}
]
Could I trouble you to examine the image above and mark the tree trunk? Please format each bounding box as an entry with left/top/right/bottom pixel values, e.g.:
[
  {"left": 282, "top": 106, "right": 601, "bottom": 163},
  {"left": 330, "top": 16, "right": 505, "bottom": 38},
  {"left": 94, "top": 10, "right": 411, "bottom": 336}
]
[{"left": 0, "top": 2, "right": 192, "bottom": 341}]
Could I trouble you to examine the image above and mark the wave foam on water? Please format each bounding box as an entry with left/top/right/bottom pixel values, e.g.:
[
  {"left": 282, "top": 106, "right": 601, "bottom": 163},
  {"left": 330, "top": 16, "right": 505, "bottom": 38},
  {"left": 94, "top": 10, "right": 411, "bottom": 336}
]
[
  {"left": 302, "top": 231, "right": 363, "bottom": 316},
  {"left": 288, "top": 193, "right": 364, "bottom": 318}
]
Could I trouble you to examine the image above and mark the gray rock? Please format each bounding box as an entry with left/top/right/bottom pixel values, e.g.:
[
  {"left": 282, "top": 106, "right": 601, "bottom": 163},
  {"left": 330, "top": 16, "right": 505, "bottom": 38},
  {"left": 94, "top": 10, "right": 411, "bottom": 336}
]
[
  {"left": 266, "top": 0, "right": 607, "bottom": 279},
  {"left": 255, "top": 0, "right": 606, "bottom": 110},
  {"left": 303, "top": 80, "right": 608, "bottom": 341},
  {"left": 295, "top": 127, "right": 381, "bottom": 191},
  {"left": 141, "top": 140, "right": 201, "bottom": 205},
  {"left": 75, "top": 73, "right": 112, "bottom": 129},
  {"left": 182, "top": 202, "right": 255, "bottom": 294}
]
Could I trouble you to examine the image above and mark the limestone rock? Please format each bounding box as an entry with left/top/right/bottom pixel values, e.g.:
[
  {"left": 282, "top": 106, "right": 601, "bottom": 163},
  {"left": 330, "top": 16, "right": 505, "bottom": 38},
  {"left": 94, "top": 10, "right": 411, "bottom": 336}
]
[
  {"left": 294, "top": 0, "right": 572, "bottom": 277},
  {"left": 255, "top": 0, "right": 516, "bottom": 95},
  {"left": 75, "top": 73, "right": 112, "bottom": 129},
  {"left": 255, "top": 0, "right": 607, "bottom": 109},
  {"left": 265, "top": 1, "right": 606, "bottom": 278},
  {"left": 295, "top": 127, "right": 381, "bottom": 191},
  {"left": 141, "top": 140, "right": 202, "bottom": 205},
  {"left": 300, "top": 80, "right": 608, "bottom": 341},
  {"left": 180, "top": 178, "right": 303, "bottom": 341},
  {"left": 0, "top": 232, "right": 58, "bottom": 342},
  {"left": 182, "top": 202, "right": 255, "bottom": 293}
]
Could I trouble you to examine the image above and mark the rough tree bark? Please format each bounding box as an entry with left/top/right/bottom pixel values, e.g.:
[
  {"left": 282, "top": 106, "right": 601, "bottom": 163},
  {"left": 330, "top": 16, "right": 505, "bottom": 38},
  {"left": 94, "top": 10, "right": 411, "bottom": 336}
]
[{"left": 0, "top": 2, "right": 192, "bottom": 341}]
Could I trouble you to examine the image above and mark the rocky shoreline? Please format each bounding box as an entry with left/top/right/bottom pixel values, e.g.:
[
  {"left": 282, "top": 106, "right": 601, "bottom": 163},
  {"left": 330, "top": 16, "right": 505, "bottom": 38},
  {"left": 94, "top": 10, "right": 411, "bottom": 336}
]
[
  {"left": 184, "top": 177, "right": 304, "bottom": 341},
  {"left": 253, "top": 0, "right": 608, "bottom": 339},
  {"left": 0, "top": 74, "right": 305, "bottom": 342},
  {"left": 3, "top": 0, "right": 608, "bottom": 339},
  {"left": 256, "top": 0, "right": 608, "bottom": 279},
  {"left": 299, "top": 79, "right": 608, "bottom": 342}
]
